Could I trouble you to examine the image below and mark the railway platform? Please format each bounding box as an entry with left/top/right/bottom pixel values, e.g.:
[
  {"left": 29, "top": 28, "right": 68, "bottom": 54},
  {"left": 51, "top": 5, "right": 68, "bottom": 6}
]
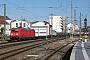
[{"left": 70, "top": 38, "right": 90, "bottom": 60}]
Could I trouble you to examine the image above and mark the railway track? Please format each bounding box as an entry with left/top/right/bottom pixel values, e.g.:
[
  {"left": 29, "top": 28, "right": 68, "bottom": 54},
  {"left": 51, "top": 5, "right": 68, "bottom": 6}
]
[
  {"left": 0, "top": 37, "right": 77, "bottom": 60},
  {"left": 0, "top": 41, "right": 47, "bottom": 60},
  {"left": 0, "top": 38, "right": 62, "bottom": 60},
  {"left": 0, "top": 37, "right": 64, "bottom": 49},
  {"left": 42, "top": 42, "right": 75, "bottom": 60},
  {"left": 22, "top": 39, "right": 78, "bottom": 60},
  {"left": 0, "top": 39, "right": 44, "bottom": 49}
]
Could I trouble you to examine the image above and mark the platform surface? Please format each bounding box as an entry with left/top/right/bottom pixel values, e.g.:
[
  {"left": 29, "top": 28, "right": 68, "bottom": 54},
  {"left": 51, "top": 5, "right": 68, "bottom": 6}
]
[{"left": 70, "top": 41, "right": 90, "bottom": 60}]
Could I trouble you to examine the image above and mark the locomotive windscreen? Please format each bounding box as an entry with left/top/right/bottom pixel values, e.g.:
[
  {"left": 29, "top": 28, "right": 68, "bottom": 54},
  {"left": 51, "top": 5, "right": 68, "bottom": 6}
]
[{"left": 11, "top": 30, "right": 18, "bottom": 32}]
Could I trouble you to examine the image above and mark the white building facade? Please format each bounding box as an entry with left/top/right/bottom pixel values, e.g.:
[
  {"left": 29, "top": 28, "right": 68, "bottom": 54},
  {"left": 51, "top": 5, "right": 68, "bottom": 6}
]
[
  {"left": 30, "top": 21, "right": 52, "bottom": 37},
  {"left": 0, "top": 24, "right": 10, "bottom": 36},
  {"left": 48, "top": 16, "right": 64, "bottom": 33},
  {"left": 48, "top": 15, "right": 79, "bottom": 34},
  {"left": 66, "top": 23, "right": 79, "bottom": 34},
  {"left": 0, "top": 16, "right": 11, "bottom": 36},
  {"left": 6, "top": 20, "right": 11, "bottom": 36},
  {"left": 10, "top": 20, "right": 30, "bottom": 29}
]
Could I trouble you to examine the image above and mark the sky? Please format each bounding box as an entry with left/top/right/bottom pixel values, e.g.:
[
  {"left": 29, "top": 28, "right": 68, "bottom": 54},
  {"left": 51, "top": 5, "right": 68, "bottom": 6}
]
[{"left": 0, "top": 0, "right": 90, "bottom": 27}]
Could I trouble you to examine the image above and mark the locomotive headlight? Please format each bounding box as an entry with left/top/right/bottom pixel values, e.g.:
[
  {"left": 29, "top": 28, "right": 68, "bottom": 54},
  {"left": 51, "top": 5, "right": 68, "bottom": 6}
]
[
  {"left": 16, "top": 33, "right": 18, "bottom": 35},
  {"left": 11, "top": 33, "right": 13, "bottom": 35}
]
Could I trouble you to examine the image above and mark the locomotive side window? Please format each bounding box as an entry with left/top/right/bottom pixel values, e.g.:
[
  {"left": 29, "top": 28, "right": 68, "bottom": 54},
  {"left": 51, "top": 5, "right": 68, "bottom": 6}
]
[
  {"left": 11, "top": 30, "right": 18, "bottom": 32},
  {"left": 23, "top": 23, "right": 26, "bottom": 27}
]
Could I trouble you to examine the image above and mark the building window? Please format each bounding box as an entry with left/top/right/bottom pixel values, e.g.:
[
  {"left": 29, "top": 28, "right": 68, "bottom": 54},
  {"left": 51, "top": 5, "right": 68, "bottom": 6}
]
[
  {"left": 50, "top": 16, "right": 53, "bottom": 19},
  {"left": 20, "top": 23, "right": 22, "bottom": 27},
  {"left": 23, "top": 23, "right": 26, "bottom": 27},
  {"left": 16, "top": 23, "right": 18, "bottom": 27},
  {"left": 36, "top": 32, "right": 38, "bottom": 33},
  {"left": 40, "top": 32, "right": 46, "bottom": 33}
]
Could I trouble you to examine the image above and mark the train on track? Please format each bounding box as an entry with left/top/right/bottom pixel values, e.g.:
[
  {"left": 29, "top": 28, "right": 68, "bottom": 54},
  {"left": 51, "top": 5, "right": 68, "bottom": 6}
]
[
  {"left": 10, "top": 27, "right": 52, "bottom": 41},
  {"left": 10, "top": 27, "right": 35, "bottom": 40},
  {"left": 10, "top": 27, "right": 66, "bottom": 41}
]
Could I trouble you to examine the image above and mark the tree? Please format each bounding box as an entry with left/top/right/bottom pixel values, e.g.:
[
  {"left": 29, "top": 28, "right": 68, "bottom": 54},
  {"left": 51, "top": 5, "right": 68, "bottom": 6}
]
[{"left": 0, "top": 27, "right": 4, "bottom": 34}]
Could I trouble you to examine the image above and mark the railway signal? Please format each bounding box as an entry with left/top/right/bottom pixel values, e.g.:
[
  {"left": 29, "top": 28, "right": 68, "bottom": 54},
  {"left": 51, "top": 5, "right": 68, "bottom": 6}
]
[
  {"left": 84, "top": 18, "right": 88, "bottom": 42},
  {"left": 84, "top": 18, "right": 87, "bottom": 32},
  {"left": 84, "top": 18, "right": 87, "bottom": 25}
]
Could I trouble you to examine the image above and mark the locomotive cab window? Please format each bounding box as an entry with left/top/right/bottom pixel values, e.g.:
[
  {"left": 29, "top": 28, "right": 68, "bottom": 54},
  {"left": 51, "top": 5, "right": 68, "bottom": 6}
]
[
  {"left": 16, "top": 23, "right": 18, "bottom": 27},
  {"left": 11, "top": 30, "right": 18, "bottom": 32}
]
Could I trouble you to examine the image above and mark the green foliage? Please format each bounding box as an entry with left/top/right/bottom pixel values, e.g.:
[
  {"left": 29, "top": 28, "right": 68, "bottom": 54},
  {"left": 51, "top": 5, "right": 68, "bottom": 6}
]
[{"left": 0, "top": 27, "right": 4, "bottom": 34}]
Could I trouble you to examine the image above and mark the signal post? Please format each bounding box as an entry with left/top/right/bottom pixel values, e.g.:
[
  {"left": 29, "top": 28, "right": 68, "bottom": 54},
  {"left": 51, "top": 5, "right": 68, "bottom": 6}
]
[{"left": 84, "top": 18, "right": 88, "bottom": 42}]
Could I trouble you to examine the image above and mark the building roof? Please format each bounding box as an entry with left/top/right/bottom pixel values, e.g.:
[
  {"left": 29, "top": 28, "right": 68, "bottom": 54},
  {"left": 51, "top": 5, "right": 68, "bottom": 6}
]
[
  {"left": 0, "top": 16, "right": 11, "bottom": 24},
  {"left": 11, "top": 19, "right": 28, "bottom": 22},
  {"left": 30, "top": 21, "right": 49, "bottom": 27},
  {"left": 31, "top": 21, "right": 49, "bottom": 24}
]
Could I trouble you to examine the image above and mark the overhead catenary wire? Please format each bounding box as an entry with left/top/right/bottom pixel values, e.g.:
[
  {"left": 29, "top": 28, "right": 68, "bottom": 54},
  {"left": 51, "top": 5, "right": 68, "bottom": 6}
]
[
  {"left": 2, "top": 0, "right": 90, "bottom": 24},
  {"left": 57, "top": 0, "right": 62, "bottom": 7},
  {"left": 5, "top": 0, "right": 70, "bottom": 19},
  {"left": 5, "top": 0, "right": 49, "bottom": 20}
]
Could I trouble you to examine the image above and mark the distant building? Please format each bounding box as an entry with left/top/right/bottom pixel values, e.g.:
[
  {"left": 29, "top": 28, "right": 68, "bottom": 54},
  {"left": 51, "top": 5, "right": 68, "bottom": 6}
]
[
  {"left": 66, "top": 23, "right": 79, "bottom": 34},
  {"left": 10, "top": 20, "right": 30, "bottom": 29},
  {"left": 30, "top": 21, "right": 56, "bottom": 37},
  {"left": 48, "top": 16, "right": 65, "bottom": 33},
  {"left": 0, "top": 16, "right": 11, "bottom": 36}
]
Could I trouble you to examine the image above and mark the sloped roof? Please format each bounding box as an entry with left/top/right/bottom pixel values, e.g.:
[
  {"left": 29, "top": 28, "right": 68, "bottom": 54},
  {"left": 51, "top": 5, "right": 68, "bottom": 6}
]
[
  {"left": 11, "top": 20, "right": 16, "bottom": 22},
  {"left": 11, "top": 20, "right": 28, "bottom": 22},
  {"left": 31, "top": 21, "right": 49, "bottom": 24},
  {"left": 31, "top": 21, "right": 49, "bottom": 26},
  {"left": 0, "top": 16, "right": 11, "bottom": 24}
]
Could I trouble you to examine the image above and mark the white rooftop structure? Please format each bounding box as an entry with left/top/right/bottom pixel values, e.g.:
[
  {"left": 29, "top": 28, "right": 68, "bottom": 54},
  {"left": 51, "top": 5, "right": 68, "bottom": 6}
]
[
  {"left": 66, "top": 23, "right": 79, "bottom": 34},
  {"left": 10, "top": 20, "right": 30, "bottom": 29}
]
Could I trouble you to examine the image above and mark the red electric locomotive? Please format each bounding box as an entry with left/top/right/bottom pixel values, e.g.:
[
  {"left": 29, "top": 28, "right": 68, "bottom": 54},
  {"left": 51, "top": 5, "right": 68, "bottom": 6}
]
[{"left": 10, "top": 27, "right": 35, "bottom": 41}]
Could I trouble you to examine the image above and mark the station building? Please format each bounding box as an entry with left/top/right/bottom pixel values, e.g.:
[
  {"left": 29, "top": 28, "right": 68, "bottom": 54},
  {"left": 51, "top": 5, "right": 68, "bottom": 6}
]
[{"left": 30, "top": 21, "right": 56, "bottom": 37}]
